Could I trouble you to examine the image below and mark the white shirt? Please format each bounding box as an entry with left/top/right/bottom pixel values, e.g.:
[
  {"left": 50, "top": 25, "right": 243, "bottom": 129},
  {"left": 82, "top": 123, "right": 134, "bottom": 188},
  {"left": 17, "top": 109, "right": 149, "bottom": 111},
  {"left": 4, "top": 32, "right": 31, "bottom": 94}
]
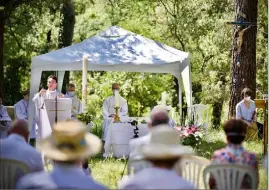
[
  {"left": 14, "top": 99, "right": 37, "bottom": 138},
  {"left": 14, "top": 99, "right": 28, "bottom": 120},
  {"left": 33, "top": 89, "right": 62, "bottom": 110},
  {"left": 16, "top": 163, "right": 107, "bottom": 189},
  {"left": 102, "top": 95, "right": 128, "bottom": 140},
  {"left": 64, "top": 94, "right": 82, "bottom": 117},
  {"left": 120, "top": 167, "right": 195, "bottom": 189},
  {"left": 0, "top": 134, "right": 43, "bottom": 172},
  {"left": 102, "top": 95, "right": 128, "bottom": 119},
  {"left": 32, "top": 89, "right": 62, "bottom": 139},
  {"left": 236, "top": 100, "right": 256, "bottom": 122},
  {"left": 129, "top": 134, "right": 151, "bottom": 160},
  {"left": 0, "top": 105, "right": 11, "bottom": 121},
  {"left": 128, "top": 134, "right": 152, "bottom": 173}
]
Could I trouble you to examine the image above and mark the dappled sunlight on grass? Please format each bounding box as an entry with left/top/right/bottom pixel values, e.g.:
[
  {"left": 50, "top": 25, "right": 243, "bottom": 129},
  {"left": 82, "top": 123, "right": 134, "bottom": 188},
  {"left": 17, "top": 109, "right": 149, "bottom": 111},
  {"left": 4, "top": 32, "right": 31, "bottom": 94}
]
[{"left": 90, "top": 156, "right": 127, "bottom": 189}]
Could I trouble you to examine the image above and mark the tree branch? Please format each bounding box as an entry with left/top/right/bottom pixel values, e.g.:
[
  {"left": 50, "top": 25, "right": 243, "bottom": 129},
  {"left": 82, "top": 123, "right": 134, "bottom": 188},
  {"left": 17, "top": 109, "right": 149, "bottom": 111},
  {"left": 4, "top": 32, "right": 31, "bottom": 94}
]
[
  {"left": 160, "top": 0, "right": 175, "bottom": 17},
  {"left": 7, "top": 18, "right": 25, "bottom": 51}
]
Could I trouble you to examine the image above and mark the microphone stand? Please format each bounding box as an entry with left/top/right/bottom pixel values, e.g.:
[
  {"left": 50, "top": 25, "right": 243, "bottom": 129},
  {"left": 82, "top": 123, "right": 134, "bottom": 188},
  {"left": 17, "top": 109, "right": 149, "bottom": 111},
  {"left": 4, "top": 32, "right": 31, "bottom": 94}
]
[
  {"left": 55, "top": 94, "right": 58, "bottom": 123},
  {"left": 120, "top": 120, "right": 139, "bottom": 179}
]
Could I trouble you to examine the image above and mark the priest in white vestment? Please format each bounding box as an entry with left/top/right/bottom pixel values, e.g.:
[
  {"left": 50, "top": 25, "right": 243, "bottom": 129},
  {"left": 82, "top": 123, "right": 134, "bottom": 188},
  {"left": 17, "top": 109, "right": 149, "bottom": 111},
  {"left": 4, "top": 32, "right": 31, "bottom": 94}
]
[
  {"left": 102, "top": 83, "right": 128, "bottom": 141},
  {"left": 0, "top": 98, "right": 12, "bottom": 138},
  {"left": 32, "top": 75, "right": 64, "bottom": 140},
  {"left": 14, "top": 89, "right": 37, "bottom": 146},
  {"left": 64, "top": 83, "right": 82, "bottom": 120}
]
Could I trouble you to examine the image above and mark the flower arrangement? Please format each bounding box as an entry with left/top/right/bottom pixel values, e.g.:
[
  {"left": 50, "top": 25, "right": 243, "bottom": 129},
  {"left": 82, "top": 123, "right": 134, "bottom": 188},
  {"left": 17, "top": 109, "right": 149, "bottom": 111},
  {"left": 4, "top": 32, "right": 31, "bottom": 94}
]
[
  {"left": 175, "top": 124, "right": 203, "bottom": 146},
  {"left": 77, "top": 112, "right": 93, "bottom": 125}
]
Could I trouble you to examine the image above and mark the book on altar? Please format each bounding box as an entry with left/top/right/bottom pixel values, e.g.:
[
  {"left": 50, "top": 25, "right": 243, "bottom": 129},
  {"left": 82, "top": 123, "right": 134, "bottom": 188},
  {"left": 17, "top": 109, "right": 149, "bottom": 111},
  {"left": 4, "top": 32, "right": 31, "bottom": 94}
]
[{"left": 38, "top": 98, "right": 72, "bottom": 139}]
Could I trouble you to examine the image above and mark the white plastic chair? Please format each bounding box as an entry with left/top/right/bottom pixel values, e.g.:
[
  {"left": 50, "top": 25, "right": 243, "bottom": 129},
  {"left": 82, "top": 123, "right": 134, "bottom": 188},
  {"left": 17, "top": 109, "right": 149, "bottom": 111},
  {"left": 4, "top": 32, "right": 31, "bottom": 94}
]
[
  {"left": 0, "top": 158, "right": 31, "bottom": 189},
  {"left": 177, "top": 155, "right": 211, "bottom": 189},
  {"left": 203, "top": 164, "right": 258, "bottom": 190},
  {"left": 187, "top": 104, "right": 209, "bottom": 141}
]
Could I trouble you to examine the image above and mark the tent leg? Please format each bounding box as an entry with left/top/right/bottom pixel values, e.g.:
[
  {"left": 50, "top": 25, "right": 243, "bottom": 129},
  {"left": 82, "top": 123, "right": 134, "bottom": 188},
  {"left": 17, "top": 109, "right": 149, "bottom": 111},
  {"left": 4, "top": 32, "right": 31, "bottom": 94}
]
[
  {"left": 176, "top": 76, "right": 183, "bottom": 125},
  {"left": 29, "top": 68, "right": 42, "bottom": 136},
  {"left": 57, "top": 71, "right": 65, "bottom": 92}
]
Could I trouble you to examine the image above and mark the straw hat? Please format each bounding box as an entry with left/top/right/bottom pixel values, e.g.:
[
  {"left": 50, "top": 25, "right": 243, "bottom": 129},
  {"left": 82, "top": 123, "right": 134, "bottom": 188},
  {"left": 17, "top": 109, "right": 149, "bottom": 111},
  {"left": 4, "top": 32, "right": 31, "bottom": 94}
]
[
  {"left": 38, "top": 120, "right": 101, "bottom": 161},
  {"left": 139, "top": 125, "right": 193, "bottom": 160}
]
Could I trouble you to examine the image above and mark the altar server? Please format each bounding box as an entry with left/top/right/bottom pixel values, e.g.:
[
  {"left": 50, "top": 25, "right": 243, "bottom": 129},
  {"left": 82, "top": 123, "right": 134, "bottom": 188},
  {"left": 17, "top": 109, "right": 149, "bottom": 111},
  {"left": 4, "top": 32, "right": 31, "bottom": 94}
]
[
  {"left": 0, "top": 98, "right": 12, "bottom": 138},
  {"left": 102, "top": 83, "right": 128, "bottom": 141},
  {"left": 64, "top": 83, "right": 82, "bottom": 119},
  {"left": 14, "top": 89, "right": 37, "bottom": 146}
]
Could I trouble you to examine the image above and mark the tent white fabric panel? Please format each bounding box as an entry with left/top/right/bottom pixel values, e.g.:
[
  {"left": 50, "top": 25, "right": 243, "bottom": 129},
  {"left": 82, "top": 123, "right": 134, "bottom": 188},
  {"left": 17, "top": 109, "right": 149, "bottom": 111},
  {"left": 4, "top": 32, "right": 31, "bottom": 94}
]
[{"left": 28, "top": 26, "right": 192, "bottom": 131}]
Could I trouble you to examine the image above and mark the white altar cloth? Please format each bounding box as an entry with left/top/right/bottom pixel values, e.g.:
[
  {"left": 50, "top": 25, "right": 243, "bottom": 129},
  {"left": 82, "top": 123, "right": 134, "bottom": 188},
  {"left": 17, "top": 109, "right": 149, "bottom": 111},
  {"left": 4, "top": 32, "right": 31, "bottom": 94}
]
[{"left": 103, "top": 123, "right": 149, "bottom": 158}]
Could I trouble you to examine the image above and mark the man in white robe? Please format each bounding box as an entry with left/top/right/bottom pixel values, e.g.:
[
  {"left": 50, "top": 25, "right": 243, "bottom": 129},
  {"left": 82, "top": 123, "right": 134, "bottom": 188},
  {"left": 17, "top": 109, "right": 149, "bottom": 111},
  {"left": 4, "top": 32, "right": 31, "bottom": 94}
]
[
  {"left": 32, "top": 75, "right": 64, "bottom": 140},
  {"left": 64, "top": 83, "right": 82, "bottom": 120},
  {"left": 14, "top": 89, "right": 37, "bottom": 146},
  {"left": 102, "top": 83, "right": 128, "bottom": 141},
  {"left": 0, "top": 98, "right": 12, "bottom": 138}
]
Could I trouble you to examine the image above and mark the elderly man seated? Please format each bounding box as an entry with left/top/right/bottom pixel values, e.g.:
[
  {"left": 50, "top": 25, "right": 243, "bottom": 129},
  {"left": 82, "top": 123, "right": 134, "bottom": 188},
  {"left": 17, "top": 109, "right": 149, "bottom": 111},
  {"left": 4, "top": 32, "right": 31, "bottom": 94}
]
[
  {"left": 0, "top": 98, "right": 12, "bottom": 138},
  {"left": 120, "top": 126, "right": 194, "bottom": 189},
  {"left": 128, "top": 106, "right": 170, "bottom": 173},
  {"left": 0, "top": 119, "right": 43, "bottom": 172},
  {"left": 16, "top": 120, "right": 107, "bottom": 189}
]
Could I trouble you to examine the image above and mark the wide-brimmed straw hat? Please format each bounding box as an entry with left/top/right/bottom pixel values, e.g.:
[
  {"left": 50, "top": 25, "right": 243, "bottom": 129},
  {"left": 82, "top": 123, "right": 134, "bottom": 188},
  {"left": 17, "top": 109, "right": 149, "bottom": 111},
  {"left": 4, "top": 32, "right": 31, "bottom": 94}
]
[
  {"left": 138, "top": 125, "right": 193, "bottom": 160},
  {"left": 38, "top": 120, "right": 101, "bottom": 161}
]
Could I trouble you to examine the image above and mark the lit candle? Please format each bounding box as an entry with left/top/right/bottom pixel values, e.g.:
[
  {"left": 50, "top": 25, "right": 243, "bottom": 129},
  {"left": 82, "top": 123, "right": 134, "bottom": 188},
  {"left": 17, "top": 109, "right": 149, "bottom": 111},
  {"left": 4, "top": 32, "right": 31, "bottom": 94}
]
[
  {"left": 114, "top": 90, "right": 120, "bottom": 108},
  {"left": 82, "top": 54, "right": 88, "bottom": 112}
]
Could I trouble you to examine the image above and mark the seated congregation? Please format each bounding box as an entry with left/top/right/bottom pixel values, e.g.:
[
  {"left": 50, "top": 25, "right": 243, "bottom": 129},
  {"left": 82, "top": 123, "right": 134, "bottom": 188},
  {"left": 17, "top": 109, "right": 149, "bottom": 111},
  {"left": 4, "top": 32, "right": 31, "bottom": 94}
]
[{"left": 0, "top": 103, "right": 266, "bottom": 189}]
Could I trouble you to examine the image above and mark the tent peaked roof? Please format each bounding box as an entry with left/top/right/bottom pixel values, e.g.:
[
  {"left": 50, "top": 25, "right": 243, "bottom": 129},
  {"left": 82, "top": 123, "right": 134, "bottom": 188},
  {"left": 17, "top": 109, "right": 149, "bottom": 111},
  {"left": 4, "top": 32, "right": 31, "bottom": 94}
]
[{"left": 33, "top": 26, "right": 189, "bottom": 75}]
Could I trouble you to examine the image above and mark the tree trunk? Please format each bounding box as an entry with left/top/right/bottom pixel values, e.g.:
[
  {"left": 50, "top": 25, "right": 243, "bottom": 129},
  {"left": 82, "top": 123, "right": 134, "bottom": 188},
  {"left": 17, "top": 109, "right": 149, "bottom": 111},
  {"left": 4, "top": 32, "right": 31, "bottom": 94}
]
[
  {"left": 0, "top": 10, "right": 4, "bottom": 99},
  {"left": 212, "top": 102, "right": 223, "bottom": 129},
  {"left": 58, "top": 0, "right": 75, "bottom": 92},
  {"left": 229, "top": 0, "right": 258, "bottom": 117}
]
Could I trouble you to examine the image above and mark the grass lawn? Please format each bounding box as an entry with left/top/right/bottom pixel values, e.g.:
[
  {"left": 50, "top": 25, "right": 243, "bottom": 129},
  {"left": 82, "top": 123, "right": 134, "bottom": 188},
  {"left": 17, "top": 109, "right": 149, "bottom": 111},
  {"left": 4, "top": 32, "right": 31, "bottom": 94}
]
[{"left": 88, "top": 129, "right": 268, "bottom": 189}]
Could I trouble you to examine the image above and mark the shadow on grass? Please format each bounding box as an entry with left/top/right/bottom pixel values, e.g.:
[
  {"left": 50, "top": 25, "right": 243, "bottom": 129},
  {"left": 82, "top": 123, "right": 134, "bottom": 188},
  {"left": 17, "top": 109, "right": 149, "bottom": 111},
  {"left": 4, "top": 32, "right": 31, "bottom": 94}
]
[{"left": 194, "top": 139, "right": 226, "bottom": 159}]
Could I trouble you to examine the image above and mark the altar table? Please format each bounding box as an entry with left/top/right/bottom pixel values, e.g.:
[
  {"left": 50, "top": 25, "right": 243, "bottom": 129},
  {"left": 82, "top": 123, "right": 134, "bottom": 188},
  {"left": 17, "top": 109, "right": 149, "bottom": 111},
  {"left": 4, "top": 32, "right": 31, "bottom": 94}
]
[{"left": 103, "top": 123, "right": 149, "bottom": 158}]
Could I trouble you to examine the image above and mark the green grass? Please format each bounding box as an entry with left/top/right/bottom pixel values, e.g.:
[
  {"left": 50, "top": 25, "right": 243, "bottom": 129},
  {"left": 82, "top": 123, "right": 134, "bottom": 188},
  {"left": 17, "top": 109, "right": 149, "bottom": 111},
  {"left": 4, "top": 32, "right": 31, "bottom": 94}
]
[{"left": 88, "top": 129, "right": 268, "bottom": 189}]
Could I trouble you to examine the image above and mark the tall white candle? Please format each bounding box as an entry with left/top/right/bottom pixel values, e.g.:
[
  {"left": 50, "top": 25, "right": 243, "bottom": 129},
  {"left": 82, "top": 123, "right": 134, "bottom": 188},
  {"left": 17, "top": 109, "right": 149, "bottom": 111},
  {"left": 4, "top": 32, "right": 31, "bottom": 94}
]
[
  {"left": 161, "top": 92, "right": 166, "bottom": 105},
  {"left": 82, "top": 55, "right": 88, "bottom": 112},
  {"left": 114, "top": 90, "right": 120, "bottom": 107},
  {"left": 171, "top": 108, "right": 175, "bottom": 119}
]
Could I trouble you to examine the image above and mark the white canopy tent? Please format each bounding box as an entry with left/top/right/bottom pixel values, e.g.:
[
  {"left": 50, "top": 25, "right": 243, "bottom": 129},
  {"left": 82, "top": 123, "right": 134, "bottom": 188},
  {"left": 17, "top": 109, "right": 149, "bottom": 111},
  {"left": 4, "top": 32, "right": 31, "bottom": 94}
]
[{"left": 29, "top": 26, "right": 192, "bottom": 130}]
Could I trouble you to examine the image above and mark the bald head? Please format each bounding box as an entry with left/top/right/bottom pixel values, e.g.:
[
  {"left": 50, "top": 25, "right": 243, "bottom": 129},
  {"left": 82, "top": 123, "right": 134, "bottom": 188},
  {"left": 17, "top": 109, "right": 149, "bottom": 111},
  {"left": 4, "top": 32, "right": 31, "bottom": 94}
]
[
  {"left": 8, "top": 119, "right": 29, "bottom": 141},
  {"left": 112, "top": 83, "right": 120, "bottom": 91},
  {"left": 149, "top": 106, "right": 170, "bottom": 128}
]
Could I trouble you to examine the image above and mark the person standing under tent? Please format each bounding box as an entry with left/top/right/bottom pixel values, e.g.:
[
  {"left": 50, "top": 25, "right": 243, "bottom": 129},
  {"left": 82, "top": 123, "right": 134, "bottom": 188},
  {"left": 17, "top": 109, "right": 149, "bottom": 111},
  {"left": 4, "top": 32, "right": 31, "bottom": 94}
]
[
  {"left": 102, "top": 83, "right": 128, "bottom": 142},
  {"left": 14, "top": 89, "right": 37, "bottom": 146},
  {"left": 64, "top": 83, "right": 82, "bottom": 120},
  {"left": 32, "top": 75, "right": 64, "bottom": 139}
]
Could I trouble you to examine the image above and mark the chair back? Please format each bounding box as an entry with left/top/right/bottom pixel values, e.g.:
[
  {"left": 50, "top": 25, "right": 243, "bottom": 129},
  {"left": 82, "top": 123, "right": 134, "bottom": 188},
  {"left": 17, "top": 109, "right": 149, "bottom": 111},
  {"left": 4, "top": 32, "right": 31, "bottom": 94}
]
[
  {"left": 203, "top": 164, "right": 258, "bottom": 190},
  {"left": 178, "top": 155, "right": 210, "bottom": 188},
  {"left": 0, "top": 158, "right": 31, "bottom": 189}
]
